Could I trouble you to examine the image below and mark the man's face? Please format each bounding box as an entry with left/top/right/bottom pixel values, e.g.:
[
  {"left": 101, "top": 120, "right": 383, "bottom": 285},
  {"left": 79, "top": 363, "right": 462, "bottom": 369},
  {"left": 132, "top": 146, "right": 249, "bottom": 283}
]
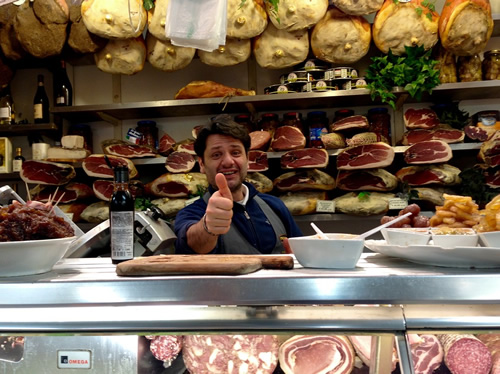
[{"left": 199, "top": 134, "right": 248, "bottom": 195}]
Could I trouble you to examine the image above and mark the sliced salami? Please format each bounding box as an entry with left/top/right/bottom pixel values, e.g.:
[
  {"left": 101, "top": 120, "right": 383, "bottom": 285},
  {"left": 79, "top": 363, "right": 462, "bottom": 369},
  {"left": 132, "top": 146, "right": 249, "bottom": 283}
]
[
  {"left": 438, "top": 334, "right": 492, "bottom": 374},
  {"left": 149, "top": 335, "right": 183, "bottom": 367}
]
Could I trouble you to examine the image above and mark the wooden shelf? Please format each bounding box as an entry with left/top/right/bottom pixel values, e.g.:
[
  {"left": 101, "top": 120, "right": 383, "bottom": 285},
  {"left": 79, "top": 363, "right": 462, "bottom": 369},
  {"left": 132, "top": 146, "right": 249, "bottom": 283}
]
[{"left": 0, "top": 123, "right": 59, "bottom": 137}]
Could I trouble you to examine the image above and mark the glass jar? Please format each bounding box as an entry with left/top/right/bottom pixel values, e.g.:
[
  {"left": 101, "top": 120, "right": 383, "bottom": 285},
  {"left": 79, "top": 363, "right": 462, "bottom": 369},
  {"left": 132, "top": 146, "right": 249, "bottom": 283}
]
[
  {"left": 367, "top": 108, "right": 391, "bottom": 142},
  {"left": 234, "top": 114, "right": 254, "bottom": 134},
  {"left": 482, "top": 50, "right": 500, "bottom": 80},
  {"left": 136, "top": 120, "right": 158, "bottom": 149},
  {"left": 434, "top": 45, "right": 457, "bottom": 83},
  {"left": 458, "top": 55, "right": 482, "bottom": 82},
  {"left": 281, "top": 112, "right": 305, "bottom": 135},
  {"left": 332, "top": 109, "right": 354, "bottom": 123},
  {"left": 68, "top": 123, "right": 93, "bottom": 153},
  {"left": 307, "top": 111, "right": 328, "bottom": 148},
  {"left": 258, "top": 113, "right": 280, "bottom": 135}
]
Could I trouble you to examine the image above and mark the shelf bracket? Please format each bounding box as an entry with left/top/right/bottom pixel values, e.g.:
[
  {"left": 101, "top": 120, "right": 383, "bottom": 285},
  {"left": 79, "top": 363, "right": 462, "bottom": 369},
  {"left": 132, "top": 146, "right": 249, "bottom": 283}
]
[{"left": 96, "top": 111, "right": 122, "bottom": 127}]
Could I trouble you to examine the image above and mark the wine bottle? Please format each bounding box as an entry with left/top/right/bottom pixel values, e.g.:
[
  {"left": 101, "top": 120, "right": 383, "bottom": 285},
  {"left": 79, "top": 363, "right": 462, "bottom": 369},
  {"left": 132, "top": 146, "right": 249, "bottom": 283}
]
[
  {"left": 33, "top": 74, "right": 49, "bottom": 124},
  {"left": 54, "top": 60, "right": 73, "bottom": 106},
  {"left": 12, "top": 147, "right": 25, "bottom": 172},
  {"left": 110, "top": 165, "right": 135, "bottom": 264},
  {"left": 0, "top": 84, "right": 15, "bottom": 126}
]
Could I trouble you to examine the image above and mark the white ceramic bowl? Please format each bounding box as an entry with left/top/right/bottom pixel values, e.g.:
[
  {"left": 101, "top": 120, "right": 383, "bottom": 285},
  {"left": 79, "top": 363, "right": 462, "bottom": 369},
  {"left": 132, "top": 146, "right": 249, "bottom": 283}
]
[
  {"left": 478, "top": 231, "right": 500, "bottom": 247},
  {"left": 381, "top": 228, "right": 430, "bottom": 246},
  {"left": 430, "top": 228, "right": 478, "bottom": 248},
  {"left": 0, "top": 236, "right": 77, "bottom": 277},
  {"left": 288, "top": 233, "right": 364, "bottom": 269}
]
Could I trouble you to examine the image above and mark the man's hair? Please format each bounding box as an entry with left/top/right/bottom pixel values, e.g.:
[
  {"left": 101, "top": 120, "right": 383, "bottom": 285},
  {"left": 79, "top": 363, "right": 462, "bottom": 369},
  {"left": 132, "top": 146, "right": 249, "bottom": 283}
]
[{"left": 194, "top": 114, "right": 251, "bottom": 159}]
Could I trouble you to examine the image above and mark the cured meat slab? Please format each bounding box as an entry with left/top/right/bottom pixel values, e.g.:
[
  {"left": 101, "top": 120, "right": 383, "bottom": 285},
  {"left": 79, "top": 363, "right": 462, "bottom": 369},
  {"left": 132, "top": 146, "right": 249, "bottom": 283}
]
[
  {"left": 403, "top": 140, "right": 453, "bottom": 164},
  {"left": 271, "top": 126, "right": 306, "bottom": 151},
  {"left": 337, "top": 142, "right": 394, "bottom": 170},
  {"left": 404, "top": 108, "right": 440, "bottom": 129},
  {"left": 281, "top": 148, "right": 329, "bottom": 169},
  {"left": 248, "top": 150, "right": 269, "bottom": 172},
  {"left": 116, "top": 254, "right": 294, "bottom": 276},
  {"left": 20, "top": 160, "right": 76, "bottom": 186}
]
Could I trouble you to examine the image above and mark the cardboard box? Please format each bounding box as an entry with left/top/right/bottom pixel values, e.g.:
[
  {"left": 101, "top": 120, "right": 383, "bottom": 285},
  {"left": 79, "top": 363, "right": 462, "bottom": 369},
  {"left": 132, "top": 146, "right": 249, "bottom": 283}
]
[{"left": 0, "top": 137, "right": 12, "bottom": 173}]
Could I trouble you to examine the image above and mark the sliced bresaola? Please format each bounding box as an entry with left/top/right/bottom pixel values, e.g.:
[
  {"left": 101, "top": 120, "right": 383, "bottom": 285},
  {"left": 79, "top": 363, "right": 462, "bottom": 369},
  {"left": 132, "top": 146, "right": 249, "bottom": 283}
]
[
  {"left": 404, "top": 108, "right": 440, "bottom": 129},
  {"left": 281, "top": 148, "right": 329, "bottom": 169},
  {"left": 396, "top": 164, "right": 461, "bottom": 186},
  {"left": 102, "top": 139, "right": 157, "bottom": 158},
  {"left": 31, "top": 182, "right": 94, "bottom": 203},
  {"left": 249, "top": 130, "right": 271, "bottom": 151},
  {"left": 273, "top": 169, "right": 335, "bottom": 192},
  {"left": 408, "top": 334, "right": 444, "bottom": 374},
  {"left": 404, "top": 140, "right": 452, "bottom": 164},
  {"left": 337, "top": 168, "right": 398, "bottom": 191},
  {"left": 248, "top": 150, "right": 269, "bottom": 172},
  {"left": 337, "top": 142, "right": 394, "bottom": 170},
  {"left": 93, "top": 179, "right": 144, "bottom": 201},
  {"left": 402, "top": 128, "right": 465, "bottom": 145},
  {"left": 82, "top": 154, "right": 138, "bottom": 179},
  {"left": 165, "top": 151, "right": 195, "bottom": 173},
  {"left": 20, "top": 160, "right": 76, "bottom": 186},
  {"left": 271, "top": 126, "right": 306, "bottom": 151},
  {"left": 145, "top": 172, "right": 208, "bottom": 197},
  {"left": 158, "top": 133, "right": 176, "bottom": 156},
  {"left": 438, "top": 334, "right": 492, "bottom": 374},
  {"left": 279, "top": 335, "right": 355, "bottom": 374},
  {"left": 330, "top": 115, "right": 369, "bottom": 132}
]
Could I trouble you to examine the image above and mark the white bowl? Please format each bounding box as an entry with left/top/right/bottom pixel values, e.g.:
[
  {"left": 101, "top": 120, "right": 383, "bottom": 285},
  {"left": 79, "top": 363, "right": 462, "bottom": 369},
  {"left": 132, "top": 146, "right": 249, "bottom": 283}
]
[
  {"left": 478, "top": 231, "right": 500, "bottom": 247},
  {"left": 430, "top": 228, "right": 478, "bottom": 248},
  {"left": 288, "top": 233, "right": 364, "bottom": 269},
  {"left": 0, "top": 236, "right": 77, "bottom": 277},
  {"left": 381, "top": 228, "right": 430, "bottom": 246}
]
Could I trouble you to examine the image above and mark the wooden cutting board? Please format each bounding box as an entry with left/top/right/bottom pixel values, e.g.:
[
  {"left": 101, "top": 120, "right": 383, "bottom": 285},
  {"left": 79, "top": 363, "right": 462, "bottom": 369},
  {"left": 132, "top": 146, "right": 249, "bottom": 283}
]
[{"left": 116, "top": 254, "right": 294, "bottom": 276}]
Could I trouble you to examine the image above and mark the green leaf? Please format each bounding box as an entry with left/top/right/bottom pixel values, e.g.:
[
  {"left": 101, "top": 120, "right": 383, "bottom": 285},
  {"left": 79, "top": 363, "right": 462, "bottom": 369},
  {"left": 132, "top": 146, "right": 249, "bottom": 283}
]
[
  {"left": 357, "top": 191, "right": 371, "bottom": 201},
  {"left": 143, "top": 0, "right": 154, "bottom": 11},
  {"left": 415, "top": 7, "right": 423, "bottom": 16}
]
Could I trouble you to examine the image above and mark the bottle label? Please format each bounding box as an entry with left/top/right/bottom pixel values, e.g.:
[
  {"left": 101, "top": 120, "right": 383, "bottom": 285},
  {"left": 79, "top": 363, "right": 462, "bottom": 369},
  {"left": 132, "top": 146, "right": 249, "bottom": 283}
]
[
  {"left": 34, "top": 103, "right": 43, "bottom": 119},
  {"left": 56, "top": 96, "right": 65, "bottom": 105},
  {"left": 309, "top": 127, "right": 328, "bottom": 146},
  {"left": 12, "top": 160, "right": 22, "bottom": 172},
  {"left": 110, "top": 211, "right": 134, "bottom": 260},
  {"left": 0, "top": 107, "right": 10, "bottom": 119}
]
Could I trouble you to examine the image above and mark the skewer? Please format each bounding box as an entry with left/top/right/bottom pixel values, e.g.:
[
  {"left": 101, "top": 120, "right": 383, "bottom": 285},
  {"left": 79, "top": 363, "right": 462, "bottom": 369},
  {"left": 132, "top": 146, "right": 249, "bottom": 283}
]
[
  {"left": 25, "top": 182, "right": 32, "bottom": 202},
  {"left": 50, "top": 192, "right": 65, "bottom": 215}
]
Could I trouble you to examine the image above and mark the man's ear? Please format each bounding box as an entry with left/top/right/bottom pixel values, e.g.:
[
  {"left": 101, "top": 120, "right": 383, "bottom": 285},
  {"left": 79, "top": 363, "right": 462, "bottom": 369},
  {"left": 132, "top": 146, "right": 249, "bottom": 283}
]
[{"left": 198, "top": 156, "right": 205, "bottom": 173}]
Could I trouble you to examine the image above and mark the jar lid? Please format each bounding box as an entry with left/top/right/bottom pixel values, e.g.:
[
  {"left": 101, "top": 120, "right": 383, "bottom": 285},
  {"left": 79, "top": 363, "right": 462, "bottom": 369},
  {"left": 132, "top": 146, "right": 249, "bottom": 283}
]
[
  {"left": 235, "top": 114, "right": 251, "bottom": 120},
  {"left": 307, "top": 111, "right": 327, "bottom": 118},
  {"left": 261, "top": 113, "right": 279, "bottom": 119},
  {"left": 137, "top": 120, "right": 157, "bottom": 127},
  {"left": 485, "top": 50, "right": 500, "bottom": 56},
  {"left": 335, "top": 109, "right": 354, "bottom": 116},
  {"left": 284, "top": 112, "right": 302, "bottom": 119},
  {"left": 368, "top": 107, "right": 389, "bottom": 114}
]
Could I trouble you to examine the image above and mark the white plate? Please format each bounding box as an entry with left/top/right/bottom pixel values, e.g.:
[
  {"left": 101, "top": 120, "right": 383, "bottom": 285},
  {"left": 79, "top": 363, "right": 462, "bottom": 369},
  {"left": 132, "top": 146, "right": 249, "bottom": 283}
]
[{"left": 365, "top": 240, "right": 500, "bottom": 268}]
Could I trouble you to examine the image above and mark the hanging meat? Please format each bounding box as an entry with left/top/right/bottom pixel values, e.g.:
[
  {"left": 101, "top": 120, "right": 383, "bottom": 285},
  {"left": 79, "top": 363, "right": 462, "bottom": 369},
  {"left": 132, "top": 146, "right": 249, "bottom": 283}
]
[
  {"left": 198, "top": 38, "right": 251, "bottom": 67},
  {"left": 147, "top": 0, "right": 170, "bottom": 41},
  {"left": 67, "top": 0, "right": 107, "bottom": 54},
  {"left": 395, "top": 164, "right": 462, "bottom": 186},
  {"left": 0, "top": 3, "right": 27, "bottom": 60},
  {"left": 266, "top": 0, "right": 329, "bottom": 32},
  {"left": 403, "top": 140, "right": 453, "bottom": 164},
  {"left": 146, "top": 33, "right": 195, "bottom": 72},
  {"left": 337, "top": 168, "right": 398, "bottom": 191},
  {"left": 102, "top": 139, "right": 157, "bottom": 158},
  {"left": 311, "top": 7, "right": 371, "bottom": 64},
  {"left": 372, "top": 0, "right": 439, "bottom": 55},
  {"left": 279, "top": 191, "right": 328, "bottom": 216},
  {"left": 226, "top": 0, "right": 268, "bottom": 39},
  {"left": 336, "top": 142, "right": 395, "bottom": 170},
  {"left": 94, "top": 37, "right": 146, "bottom": 75},
  {"left": 273, "top": 169, "right": 335, "bottom": 192},
  {"left": 439, "top": 0, "right": 493, "bottom": 56}
]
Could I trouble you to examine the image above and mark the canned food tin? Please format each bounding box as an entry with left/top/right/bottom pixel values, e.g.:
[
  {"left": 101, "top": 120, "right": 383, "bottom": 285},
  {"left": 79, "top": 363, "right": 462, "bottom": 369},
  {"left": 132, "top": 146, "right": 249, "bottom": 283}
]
[
  {"left": 264, "top": 84, "right": 289, "bottom": 94},
  {"left": 325, "top": 67, "right": 359, "bottom": 80},
  {"left": 295, "top": 58, "right": 330, "bottom": 71},
  {"left": 353, "top": 78, "right": 368, "bottom": 89},
  {"left": 281, "top": 69, "right": 326, "bottom": 84}
]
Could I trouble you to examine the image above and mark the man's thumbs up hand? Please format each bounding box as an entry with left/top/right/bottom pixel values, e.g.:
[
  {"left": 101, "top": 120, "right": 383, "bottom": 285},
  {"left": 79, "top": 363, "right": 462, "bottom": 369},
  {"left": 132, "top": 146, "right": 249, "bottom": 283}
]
[{"left": 204, "top": 173, "right": 233, "bottom": 236}]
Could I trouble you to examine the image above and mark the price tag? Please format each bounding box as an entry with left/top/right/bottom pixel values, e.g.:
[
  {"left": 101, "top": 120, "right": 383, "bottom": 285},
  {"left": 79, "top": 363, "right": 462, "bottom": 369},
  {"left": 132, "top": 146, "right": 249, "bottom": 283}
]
[
  {"left": 316, "top": 200, "right": 335, "bottom": 213},
  {"left": 389, "top": 198, "right": 408, "bottom": 210},
  {"left": 185, "top": 196, "right": 200, "bottom": 206}
]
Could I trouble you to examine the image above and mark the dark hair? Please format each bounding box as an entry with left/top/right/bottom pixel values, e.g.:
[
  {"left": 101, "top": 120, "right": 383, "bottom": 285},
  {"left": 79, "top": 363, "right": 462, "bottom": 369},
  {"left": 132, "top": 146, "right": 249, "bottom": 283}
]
[{"left": 194, "top": 114, "right": 251, "bottom": 159}]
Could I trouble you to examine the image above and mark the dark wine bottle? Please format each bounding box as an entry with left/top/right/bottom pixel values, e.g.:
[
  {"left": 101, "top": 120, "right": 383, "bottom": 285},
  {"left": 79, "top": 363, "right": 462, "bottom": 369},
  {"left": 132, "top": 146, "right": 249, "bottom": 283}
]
[
  {"left": 12, "top": 147, "right": 25, "bottom": 173},
  {"left": 33, "top": 74, "right": 50, "bottom": 124},
  {"left": 0, "top": 84, "right": 15, "bottom": 125},
  {"left": 54, "top": 60, "right": 73, "bottom": 106},
  {"left": 110, "top": 165, "right": 135, "bottom": 264}
]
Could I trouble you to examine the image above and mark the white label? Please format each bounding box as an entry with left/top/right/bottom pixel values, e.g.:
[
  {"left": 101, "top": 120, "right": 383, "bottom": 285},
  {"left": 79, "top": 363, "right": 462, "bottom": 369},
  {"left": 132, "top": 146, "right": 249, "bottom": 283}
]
[
  {"left": 110, "top": 211, "right": 134, "bottom": 260},
  {"left": 316, "top": 200, "right": 335, "bottom": 213},
  {"left": 389, "top": 198, "right": 408, "bottom": 210},
  {"left": 12, "top": 160, "right": 22, "bottom": 172},
  {"left": 287, "top": 73, "right": 298, "bottom": 82},
  {"left": 277, "top": 85, "right": 288, "bottom": 93},
  {"left": 33, "top": 103, "right": 43, "bottom": 119},
  {"left": 56, "top": 96, "right": 65, "bottom": 105},
  {"left": 58, "top": 350, "right": 91, "bottom": 369},
  {"left": 0, "top": 107, "right": 10, "bottom": 118}
]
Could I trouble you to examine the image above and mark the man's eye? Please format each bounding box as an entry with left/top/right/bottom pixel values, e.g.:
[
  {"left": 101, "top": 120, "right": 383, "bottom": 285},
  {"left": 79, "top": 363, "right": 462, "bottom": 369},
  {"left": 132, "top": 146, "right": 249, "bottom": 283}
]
[
  {"left": 232, "top": 151, "right": 242, "bottom": 156},
  {"left": 212, "top": 153, "right": 221, "bottom": 159}
]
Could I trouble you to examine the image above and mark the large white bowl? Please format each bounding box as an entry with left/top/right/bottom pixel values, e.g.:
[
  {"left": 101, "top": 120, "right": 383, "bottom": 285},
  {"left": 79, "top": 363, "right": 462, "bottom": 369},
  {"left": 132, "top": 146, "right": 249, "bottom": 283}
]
[
  {"left": 288, "top": 233, "right": 364, "bottom": 269},
  {"left": 478, "top": 231, "right": 500, "bottom": 247},
  {"left": 0, "top": 236, "right": 77, "bottom": 277},
  {"left": 381, "top": 228, "right": 430, "bottom": 246}
]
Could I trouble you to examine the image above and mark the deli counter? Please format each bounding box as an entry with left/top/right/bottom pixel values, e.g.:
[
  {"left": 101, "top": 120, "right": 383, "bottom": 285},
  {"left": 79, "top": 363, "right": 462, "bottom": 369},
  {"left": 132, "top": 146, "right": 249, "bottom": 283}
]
[{"left": 1, "top": 253, "right": 500, "bottom": 373}]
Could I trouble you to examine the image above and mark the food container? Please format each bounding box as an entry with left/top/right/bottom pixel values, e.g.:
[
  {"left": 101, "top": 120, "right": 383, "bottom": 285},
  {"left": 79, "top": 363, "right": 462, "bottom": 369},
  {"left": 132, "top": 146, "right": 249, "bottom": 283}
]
[
  {"left": 325, "top": 67, "right": 358, "bottom": 80},
  {"left": 473, "top": 110, "right": 500, "bottom": 130},
  {"left": 280, "top": 69, "right": 326, "bottom": 84},
  {"left": 302, "top": 79, "right": 338, "bottom": 92},
  {"left": 478, "top": 231, "right": 500, "bottom": 247},
  {"left": 264, "top": 84, "right": 300, "bottom": 94},
  {"left": 430, "top": 228, "right": 478, "bottom": 248},
  {"left": 288, "top": 233, "right": 364, "bottom": 269},
  {"left": 353, "top": 78, "right": 368, "bottom": 89},
  {"left": 381, "top": 228, "right": 431, "bottom": 246},
  {"left": 136, "top": 120, "right": 158, "bottom": 149},
  {"left": 458, "top": 55, "right": 482, "bottom": 82},
  {"left": 295, "top": 58, "right": 330, "bottom": 71},
  {"left": 482, "top": 50, "right": 500, "bottom": 80}
]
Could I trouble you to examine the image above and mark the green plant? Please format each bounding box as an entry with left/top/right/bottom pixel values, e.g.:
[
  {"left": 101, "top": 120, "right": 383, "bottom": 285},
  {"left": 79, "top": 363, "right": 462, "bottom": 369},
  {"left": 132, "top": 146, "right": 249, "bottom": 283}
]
[
  {"left": 143, "top": 0, "right": 154, "bottom": 11},
  {"left": 365, "top": 45, "right": 441, "bottom": 109}
]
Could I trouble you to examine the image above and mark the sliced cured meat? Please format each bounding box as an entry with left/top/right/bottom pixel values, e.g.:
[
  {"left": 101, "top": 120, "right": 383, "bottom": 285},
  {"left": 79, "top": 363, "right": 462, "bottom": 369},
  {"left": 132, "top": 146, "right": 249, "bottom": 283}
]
[
  {"left": 334, "top": 191, "right": 395, "bottom": 216},
  {"left": 337, "top": 168, "right": 398, "bottom": 191},
  {"left": 149, "top": 335, "right": 182, "bottom": 367},
  {"left": 464, "top": 125, "right": 496, "bottom": 142},
  {"left": 403, "top": 140, "right": 453, "bottom": 164},
  {"left": 248, "top": 150, "right": 269, "bottom": 172},
  {"left": 404, "top": 108, "right": 440, "bottom": 129},
  {"left": 158, "top": 133, "right": 176, "bottom": 156},
  {"left": 183, "top": 335, "right": 279, "bottom": 374},
  {"left": 165, "top": 151, "right": 195, "bottom": 173},
  {"left": 93, "top": 179, "right": 144, "bottom": 201},
  {"left": 408, "top": 334, "right": 444, "bottom": 374},
  {"left": 347, "top": 132, "right": 389, "bottom": 147},
  {"left": 20, "top": 160, "right": 76, "bottom": 186},
  {"left": 396, "top": 164, "right": 462, "bottom": 186},
  {"left": 279, "top": 335, "right": 355, "bottom": 374},
  {"left": 279, "top": 191, "right": 328, "bottom": 216},
  {"left": 250, "top": 130, "right": 272, "bottom": 151},
  {"left": 336, "top": 142, "right": 394, "bottom": 170},
  {"left": 349, "top": 335, "right": 398, "bottom": 371},
  {"left": 477, "top": 334, "right": 500, "bottom": 374},
  {"left": 484, "top": 168, "right": 500, "bottom": 188},
  {"left": 402, "top": 128, "right": 465, "bottom": 145},
  {"left": 438, "top": 334, "right": 492, "bottom": 374},
  {"left": 245, "top": 172, "right": 273, "bottom": 193},
  {"left": 330, "top": 115, "right": 369, "bottom": 132},
  {"left": 479, "top": 131, "right": 500, "bottom": 166},
  {"left": 274, "top": 169, "right": 335, "bottom": 192},
  {"left": 175, "top": 139, "right": 196, "bottom": 155},
  {"left": 271, "top": 126, "right": 306, "bottom": 151},
  {"left": 102, "top": 139, "right": 157, "bottom": 158},
  {"left": 145, "top": 172, "right": 208, "bottom": 198},
  {"left": 82, "top": 154, "right": 138, "bottom": 179},
  {"left": 192, "top": 125, "right": 203, "bottom": 139},
  {"left": 32, "top": 182, "right": 94, "bottom": 203},
  {"left": 281, "top": 148, "right": 329, "bottom": 169}
]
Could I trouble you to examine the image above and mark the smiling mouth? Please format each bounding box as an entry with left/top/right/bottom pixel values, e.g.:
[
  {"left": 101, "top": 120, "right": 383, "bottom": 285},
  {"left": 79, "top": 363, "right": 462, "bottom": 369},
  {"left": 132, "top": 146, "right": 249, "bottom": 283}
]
[{"left": 221, "top": 171, "right": 237, "bottom": 176}]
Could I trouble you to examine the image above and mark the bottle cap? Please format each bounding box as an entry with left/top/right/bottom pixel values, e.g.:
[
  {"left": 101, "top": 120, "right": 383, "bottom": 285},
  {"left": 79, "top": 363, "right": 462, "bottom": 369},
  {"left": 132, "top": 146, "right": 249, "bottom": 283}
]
[
  {"left": 137, "top": 120, "right": 156, "bottom": 127},
  {"left": 114, "top": 165, "right": 129, "bottom": 183}
]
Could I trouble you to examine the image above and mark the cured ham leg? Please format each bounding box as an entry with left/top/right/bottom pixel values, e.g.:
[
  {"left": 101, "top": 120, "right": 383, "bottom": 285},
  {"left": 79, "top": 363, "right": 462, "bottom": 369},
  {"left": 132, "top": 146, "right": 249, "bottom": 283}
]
[{"left": 174, "top": 80, "right": 256, "bottom": 99}]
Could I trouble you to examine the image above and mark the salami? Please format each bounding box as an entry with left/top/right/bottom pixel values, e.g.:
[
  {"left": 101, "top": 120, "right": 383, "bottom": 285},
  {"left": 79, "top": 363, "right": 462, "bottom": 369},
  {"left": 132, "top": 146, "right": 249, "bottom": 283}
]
[
  {"left": 149, "top": 335, "right": 183, "bottom": 367},
  {"left": 183, "top": 335, "right": 279, "bottom": 374},
  {"left": 438, "top": 334, "right": 492, "bottom": 374}
]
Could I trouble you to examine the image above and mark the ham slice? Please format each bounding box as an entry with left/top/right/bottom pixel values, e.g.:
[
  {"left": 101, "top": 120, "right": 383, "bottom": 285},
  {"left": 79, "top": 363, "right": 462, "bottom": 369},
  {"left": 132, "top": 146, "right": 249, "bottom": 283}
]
[
  {"left": 404, "top": 140, "right": 453, "bottom": 164},
  {"left": 20, "top": 160, "right": 76, "bottom": 186},
  {"left": 396, "top": 164, "right": 461, "bottom": 186},
  {"left": 279, "top": 335, "right": 355, "bottom": 374},
  {"left": 281, "top": 148, "right": 329, "bottom": 169},
  {"left": 273, "top": 169, "right": 335, "bottom": 192},
  {"left": 408, "top": 334, "right": 444, "bottom": 374},
  {"left": 165, "top": 151, "right": 195, "bottom": 173},
  {"left": 250, "top": 131, "right": 272, "bottom": 151},
  {"left": 479, "top": 131, "right": 500, "bottom": 166},
  {"left": 271, "top": 126, "right": 306, "bottom": 151},
  {"left": 404, "top": 108, "right": 440, "bottom": 129},
  {"left": 158, "top": 133, "right": 176, "bottom": 156},
  {"left": 330, "top": 115, "right": 369, "bottom": 132},
  {"left": 145, "top": 172, "right": 208, "bottom": 198},
  {"left": 336, "top": 168, "right": 398, "bottom": 191},
  {"left": 337, "top": 142, "right": 394, "bottom": 170},
  {"left": 102, "top": 139, "right": 157, "bottom": 158},
  {"left": 402, "top": 128, "right": 465, "bottom": 145},
  {"left": 248, "top": 150, "right": 269, "bottom": 172},
  {"left": 82, "top": 154, "right": 138, "bottom": 179},
  {"left": 174, "top": 80, "right": 256, "bottom": 99}
]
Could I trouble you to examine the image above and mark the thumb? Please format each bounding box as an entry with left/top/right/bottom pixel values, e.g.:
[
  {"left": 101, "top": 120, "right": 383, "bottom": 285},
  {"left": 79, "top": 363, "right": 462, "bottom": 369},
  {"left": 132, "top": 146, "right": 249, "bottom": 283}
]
[{"left": 215, "top": 173, "right": 232, "bottom": 200}]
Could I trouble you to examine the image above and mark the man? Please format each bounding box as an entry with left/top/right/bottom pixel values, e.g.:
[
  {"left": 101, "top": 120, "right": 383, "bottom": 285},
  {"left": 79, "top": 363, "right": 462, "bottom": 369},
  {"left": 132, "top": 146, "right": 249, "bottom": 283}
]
[{"left": 174, "top": 114, "right": 302, "bottom": 254}]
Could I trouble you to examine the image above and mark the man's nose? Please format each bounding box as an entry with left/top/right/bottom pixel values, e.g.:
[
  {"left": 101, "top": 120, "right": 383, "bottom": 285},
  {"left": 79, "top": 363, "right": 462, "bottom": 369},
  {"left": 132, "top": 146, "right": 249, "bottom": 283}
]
[{"left": 221, "top": 152, "right": 234, "bottom": 166}]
